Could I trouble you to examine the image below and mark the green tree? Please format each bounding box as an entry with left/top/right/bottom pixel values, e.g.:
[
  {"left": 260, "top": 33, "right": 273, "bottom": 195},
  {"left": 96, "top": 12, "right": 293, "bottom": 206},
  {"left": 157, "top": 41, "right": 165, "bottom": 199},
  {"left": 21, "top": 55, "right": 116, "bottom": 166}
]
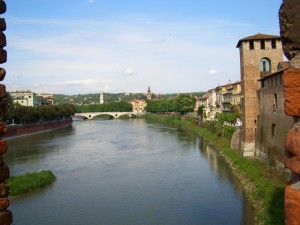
[
  {"left": 175, "top": 94, "right": 195, "bottom": 115},
  {"left": 229, "top": 104, "right": 241, "bottom": 122},
  {"left": 7, "top": 103, "right": 74, "bottom": 124},
  {"left": 75, "top": 101, "right": 132, "bottom": 113}
]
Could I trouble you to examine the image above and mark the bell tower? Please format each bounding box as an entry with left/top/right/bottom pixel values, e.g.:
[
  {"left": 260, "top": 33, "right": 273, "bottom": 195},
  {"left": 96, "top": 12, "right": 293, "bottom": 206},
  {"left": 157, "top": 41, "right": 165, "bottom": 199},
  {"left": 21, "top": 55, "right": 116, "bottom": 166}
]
[
  {"left": 236, "top": 33, "right": 283, "bottom": 157},
  {"left": 146, "top": 86, "right": 152, "bottom": 100},
  {"left": 99, "top": 91, "right": 104, "bottom": 104}
]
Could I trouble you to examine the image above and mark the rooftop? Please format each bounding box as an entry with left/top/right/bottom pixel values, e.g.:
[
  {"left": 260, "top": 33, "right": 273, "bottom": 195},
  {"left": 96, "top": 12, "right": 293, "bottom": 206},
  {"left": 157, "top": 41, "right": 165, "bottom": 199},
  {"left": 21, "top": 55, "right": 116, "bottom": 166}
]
[{"left": 236, "top": 33, "right": 281, "bottom": 48}]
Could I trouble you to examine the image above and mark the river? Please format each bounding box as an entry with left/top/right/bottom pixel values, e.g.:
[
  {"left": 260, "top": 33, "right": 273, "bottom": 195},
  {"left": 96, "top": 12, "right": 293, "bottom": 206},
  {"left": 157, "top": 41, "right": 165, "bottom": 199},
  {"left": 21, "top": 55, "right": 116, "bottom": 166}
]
[{"left": 5, "top": 119, "right": 254, "bottom": 225}]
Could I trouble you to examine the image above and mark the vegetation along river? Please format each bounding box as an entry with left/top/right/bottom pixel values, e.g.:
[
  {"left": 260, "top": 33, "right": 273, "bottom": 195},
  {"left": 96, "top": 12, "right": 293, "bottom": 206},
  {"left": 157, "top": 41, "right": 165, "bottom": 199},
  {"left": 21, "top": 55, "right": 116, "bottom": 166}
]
[{"left": 5, "top": 118, "right": 254, "bottom": 225}]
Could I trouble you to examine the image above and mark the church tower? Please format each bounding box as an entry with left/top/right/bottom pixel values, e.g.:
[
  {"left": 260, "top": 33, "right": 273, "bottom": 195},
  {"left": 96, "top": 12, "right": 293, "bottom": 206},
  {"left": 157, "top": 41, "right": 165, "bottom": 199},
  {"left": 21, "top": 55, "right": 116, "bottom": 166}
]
[
  {"left": 236, "top": 33, "right": 283, "bottom": 157},
  {"left": 146, "top": 86, "right": 152, "bottom": 100},
  {"left": 99, "top": 91, "right": 104, "bottom": 104}
]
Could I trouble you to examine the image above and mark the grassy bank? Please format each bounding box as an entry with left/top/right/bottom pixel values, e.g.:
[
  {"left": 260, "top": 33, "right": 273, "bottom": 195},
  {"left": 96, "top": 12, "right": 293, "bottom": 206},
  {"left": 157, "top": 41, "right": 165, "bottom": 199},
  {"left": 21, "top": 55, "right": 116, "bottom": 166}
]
[
  {"left": 8, "top": 170, "right": 56, "bottom": 196},
  {"left": 143, "top": 114, "right": 286, "bottom": 225}
]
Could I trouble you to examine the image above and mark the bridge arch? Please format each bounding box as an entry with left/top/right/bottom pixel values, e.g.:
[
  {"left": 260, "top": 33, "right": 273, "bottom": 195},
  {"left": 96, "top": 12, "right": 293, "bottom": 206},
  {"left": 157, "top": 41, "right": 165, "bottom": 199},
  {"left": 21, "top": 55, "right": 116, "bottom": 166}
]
[{"left": 73, "top": 112, "right": 140, "bottom": 120}]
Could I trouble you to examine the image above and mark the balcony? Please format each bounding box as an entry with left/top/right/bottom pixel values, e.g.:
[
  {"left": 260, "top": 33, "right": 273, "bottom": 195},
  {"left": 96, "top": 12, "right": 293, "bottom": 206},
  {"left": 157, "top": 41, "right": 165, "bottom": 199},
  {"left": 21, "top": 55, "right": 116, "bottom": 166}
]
[{"left": 223, "top": 98, "right": 232, "bottom": 103}]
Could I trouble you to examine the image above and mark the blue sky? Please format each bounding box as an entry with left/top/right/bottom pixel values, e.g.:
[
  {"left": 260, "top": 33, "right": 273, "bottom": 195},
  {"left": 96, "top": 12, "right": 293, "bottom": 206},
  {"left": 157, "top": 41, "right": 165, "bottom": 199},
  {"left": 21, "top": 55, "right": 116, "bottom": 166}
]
[{"left": 3, "top": 0, "right": 283, "bottom": 95}]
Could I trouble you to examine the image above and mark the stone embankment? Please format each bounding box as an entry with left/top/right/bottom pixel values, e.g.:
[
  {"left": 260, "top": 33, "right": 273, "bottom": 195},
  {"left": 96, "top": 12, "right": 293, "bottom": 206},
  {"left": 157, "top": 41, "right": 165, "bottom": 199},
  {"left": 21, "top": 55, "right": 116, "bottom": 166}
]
[{"left": 3, "top": 118, "right": 72, "bottom": 139}]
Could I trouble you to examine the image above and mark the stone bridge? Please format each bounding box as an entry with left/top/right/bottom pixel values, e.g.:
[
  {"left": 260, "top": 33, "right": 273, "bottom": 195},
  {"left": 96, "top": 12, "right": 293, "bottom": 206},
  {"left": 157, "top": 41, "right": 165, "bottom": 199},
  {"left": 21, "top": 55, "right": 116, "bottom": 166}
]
[{"left": 74, "top": 112, "right": 140, "bottom": 120}]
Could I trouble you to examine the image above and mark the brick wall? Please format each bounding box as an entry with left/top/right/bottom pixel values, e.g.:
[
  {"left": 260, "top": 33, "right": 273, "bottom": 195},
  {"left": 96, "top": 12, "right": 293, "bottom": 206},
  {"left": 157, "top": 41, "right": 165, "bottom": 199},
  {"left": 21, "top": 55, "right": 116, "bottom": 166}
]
[{"left": 256, "top": 71, "right": 294, "bottom": 167}]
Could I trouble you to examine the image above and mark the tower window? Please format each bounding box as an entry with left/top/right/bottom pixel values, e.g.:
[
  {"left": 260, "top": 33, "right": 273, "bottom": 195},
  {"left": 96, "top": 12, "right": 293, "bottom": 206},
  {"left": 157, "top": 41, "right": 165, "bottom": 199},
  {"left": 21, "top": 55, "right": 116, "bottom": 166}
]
[
  {"left": 271, "top": 39, "right": 276, "bottom": 49},
  {"left": 260, "top": 58, "right": 271, "bottom": 72},
  {"left": 260, "top": 40, "right": 265, "bottom": 49},
  {"left": 272, "top": 124, "right": 276, "bottom": 140},
  {"left": 273, "top": 93, "right": 278, "bottom": 110},
  {"left": 249, "top": 40, "right": 254, "bottom": 50}
]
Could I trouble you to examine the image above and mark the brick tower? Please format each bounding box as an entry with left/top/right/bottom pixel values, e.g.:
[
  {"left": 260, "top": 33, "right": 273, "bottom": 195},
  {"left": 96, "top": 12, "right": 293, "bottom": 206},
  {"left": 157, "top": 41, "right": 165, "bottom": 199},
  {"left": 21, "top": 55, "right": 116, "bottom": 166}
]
[{"left": 236, "top": 33, "right": 283, "bottom": 157}]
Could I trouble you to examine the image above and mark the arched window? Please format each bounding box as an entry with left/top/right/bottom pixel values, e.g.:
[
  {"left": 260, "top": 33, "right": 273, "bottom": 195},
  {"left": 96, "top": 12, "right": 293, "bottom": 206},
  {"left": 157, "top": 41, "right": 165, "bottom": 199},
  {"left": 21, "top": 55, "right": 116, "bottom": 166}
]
[
  {"left": 273, "top": 93, "right": 278, "bottom": 110},
  {"left": 260, "top": 58, "right": 271, "bottom": 72}
]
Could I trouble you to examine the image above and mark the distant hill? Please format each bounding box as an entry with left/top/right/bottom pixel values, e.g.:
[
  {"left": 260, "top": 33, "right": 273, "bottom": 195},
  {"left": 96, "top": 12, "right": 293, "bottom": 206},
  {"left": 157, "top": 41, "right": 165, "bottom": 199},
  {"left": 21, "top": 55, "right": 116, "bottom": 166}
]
[{"left": 53, "top": 92, "right": 205, "bottom": 105}]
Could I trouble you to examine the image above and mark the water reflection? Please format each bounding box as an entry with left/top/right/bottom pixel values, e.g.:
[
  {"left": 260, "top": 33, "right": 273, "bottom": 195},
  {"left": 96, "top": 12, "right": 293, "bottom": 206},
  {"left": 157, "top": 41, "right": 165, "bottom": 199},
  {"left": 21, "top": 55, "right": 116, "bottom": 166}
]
[
  {"left": 5, "top": 126, "right": 75, "bottom": 176},
  {"left": 199, "top": 142, "right": 255, "bottom": 224},
  {"left": 6, "top": 119, "right": 254, "bottom": 225}
]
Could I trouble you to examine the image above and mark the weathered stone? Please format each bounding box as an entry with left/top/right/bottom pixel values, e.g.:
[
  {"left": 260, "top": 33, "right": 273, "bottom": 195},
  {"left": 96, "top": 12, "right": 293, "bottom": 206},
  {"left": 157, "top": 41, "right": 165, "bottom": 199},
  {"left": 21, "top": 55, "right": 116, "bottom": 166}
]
[
  {"left": 0, "top": 84, "right": 5, "bottom": 98},
  {"left": 285, "top": 124, "right": 300, "bottom": 174},
  {"left": 0, "top": 140, "right": 7, "bottom": 155},
  {"left": 0, "top": 85, "right": 8, "bottom": 118},
  {"left": 0, "top": 68, "right": 5, "bottom": 81},
  {"left": 279, "top": 0, "right": 300, "bottom": 68},
  {"left": 0, "top": 166, "right": 9, "bottom": 181},
  {"left": 285, "top": 183, "right": 300, "bottom": 225},
  {"left": 0, "top": 183, "right": 8, "bottom": 198},
  {"left": 231, "top": 128, "right": 241, "bottom": 150},
  {"left": 0, "top": 18, "right": 6, "bottom": 32},
  {"left": 0, "top": 123, "right": 7, "bottom": 136},
  {"left": 283, "top": 68, "right": 300, "bottom": 116},
  {"left": 0, "top": 210, "right": 12, "bottom": 225},
  {"left": 0, "top": 1, "right": 6, "bottom": 15},
  {"left": 0, "top": 197, "right": 8, "bottom": 211}
]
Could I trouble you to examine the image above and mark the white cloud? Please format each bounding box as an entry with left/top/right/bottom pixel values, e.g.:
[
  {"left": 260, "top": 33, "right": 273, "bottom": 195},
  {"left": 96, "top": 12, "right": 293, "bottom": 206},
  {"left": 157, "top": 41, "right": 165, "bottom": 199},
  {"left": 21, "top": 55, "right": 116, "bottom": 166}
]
[
  {"left": 208, "top": 69, "right": 220, "bottom": 75},
  {"left": 122, "top": 68, "right": 136, "bottom": 76}
]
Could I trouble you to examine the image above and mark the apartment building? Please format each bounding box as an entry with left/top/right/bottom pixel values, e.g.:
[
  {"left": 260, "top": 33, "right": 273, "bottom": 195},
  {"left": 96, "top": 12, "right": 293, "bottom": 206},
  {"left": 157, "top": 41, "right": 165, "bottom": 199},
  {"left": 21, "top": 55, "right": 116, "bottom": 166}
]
[
  {"left": 10, "top": 90, "right": 42, "bottom": 107},
  {"left": 201, "top": 82, "right": 242, "bottom": 121},
  {"left": 10, "top": 91, "right": 54, "bottom": 107}
]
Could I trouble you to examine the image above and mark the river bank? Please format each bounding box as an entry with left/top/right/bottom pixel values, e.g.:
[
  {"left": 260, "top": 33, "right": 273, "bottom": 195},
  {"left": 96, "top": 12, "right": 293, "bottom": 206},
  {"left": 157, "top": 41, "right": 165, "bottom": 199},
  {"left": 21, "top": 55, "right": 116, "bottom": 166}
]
[
  {"left": 3, "top": 118, "right": 72, "bottom": 140},
  {"left": 143, "top": 114, "right": 286, "bottom": 225}
]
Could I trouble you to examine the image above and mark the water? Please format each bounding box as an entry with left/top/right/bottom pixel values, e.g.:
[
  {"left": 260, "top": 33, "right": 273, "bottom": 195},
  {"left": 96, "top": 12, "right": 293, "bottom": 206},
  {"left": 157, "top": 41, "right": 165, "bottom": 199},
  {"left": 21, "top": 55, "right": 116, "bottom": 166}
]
[{"left": 5, "top": 119, "right": 254, "bottom": 225}]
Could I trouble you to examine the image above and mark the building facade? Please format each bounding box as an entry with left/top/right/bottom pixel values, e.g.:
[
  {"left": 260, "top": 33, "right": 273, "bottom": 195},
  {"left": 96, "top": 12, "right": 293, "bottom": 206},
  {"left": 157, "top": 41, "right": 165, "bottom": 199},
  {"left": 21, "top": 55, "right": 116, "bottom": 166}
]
[
  {"left": 202, "top": 82, "right": 242, "bottom": 121},
  {"left": 130, "top": 99, "right": 147, "bottom": 113},
  {"left": 10, "top": 90, "right": 42, "bottom": 107},
  {"left": 36, "top": 93, "right": 54, "bottom": 105},
  {"left": 236, "top": 33, "right": 283, "bottom": 157}
]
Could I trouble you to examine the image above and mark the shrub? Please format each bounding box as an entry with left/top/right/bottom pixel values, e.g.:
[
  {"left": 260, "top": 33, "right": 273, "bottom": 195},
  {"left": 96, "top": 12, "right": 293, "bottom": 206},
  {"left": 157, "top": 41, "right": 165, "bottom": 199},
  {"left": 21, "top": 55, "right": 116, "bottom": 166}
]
[{"left": 8, "top": 170, "right": 56, "bottom": 196}]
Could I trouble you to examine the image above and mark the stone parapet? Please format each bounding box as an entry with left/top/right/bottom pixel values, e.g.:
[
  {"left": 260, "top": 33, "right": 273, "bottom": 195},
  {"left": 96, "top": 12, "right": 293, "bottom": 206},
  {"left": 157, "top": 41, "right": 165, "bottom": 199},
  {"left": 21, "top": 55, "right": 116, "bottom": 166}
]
[
  {"left": 283, "top": 68, "right": 300, "bottom": 116},
  {"left": 285, "top": 183, "right": 300, "bottom": 225},
  {"left": 280, "top": 0, "right": 300, "bottom": 224},
  {"left": 0, "top": 1, "right": 11, "bottom": 224},
  {"left": 285, "top": 121, "right": 300, "bottom": 174}
]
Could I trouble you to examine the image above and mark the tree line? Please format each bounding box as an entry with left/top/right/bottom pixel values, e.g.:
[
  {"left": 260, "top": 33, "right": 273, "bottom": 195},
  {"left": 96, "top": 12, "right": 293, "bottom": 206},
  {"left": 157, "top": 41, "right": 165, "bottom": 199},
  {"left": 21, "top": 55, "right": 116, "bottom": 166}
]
[
  {"left": 145, "top": 94, "right": 196, "bottom": 114},
  {"left": 6, "top": 103, "right": 75, "bottom": 124},
  {"left": 75, "top": 101, "right": 133, "bottom": 113}
]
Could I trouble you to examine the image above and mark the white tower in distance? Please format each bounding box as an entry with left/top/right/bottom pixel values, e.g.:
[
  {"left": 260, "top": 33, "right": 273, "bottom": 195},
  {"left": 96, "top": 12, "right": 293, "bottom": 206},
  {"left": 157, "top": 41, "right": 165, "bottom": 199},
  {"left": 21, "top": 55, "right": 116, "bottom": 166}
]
[{"left": 100, "top": 91, "right": 104, "bottom": 104}]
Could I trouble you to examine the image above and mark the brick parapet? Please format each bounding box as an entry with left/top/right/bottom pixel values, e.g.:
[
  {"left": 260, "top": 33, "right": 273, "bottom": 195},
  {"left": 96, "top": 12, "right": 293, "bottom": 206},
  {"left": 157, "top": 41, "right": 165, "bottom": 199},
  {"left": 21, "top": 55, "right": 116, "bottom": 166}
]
[{"left": 279, "top": 1, "right": 300, "bottom": 224}]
